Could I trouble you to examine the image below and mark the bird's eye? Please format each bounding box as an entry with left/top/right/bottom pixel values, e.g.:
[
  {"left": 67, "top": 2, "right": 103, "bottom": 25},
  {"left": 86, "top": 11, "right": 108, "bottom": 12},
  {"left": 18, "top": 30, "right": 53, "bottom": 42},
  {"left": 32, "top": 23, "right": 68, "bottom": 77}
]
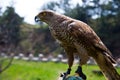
[{"left": 42, "top": 12, "right": 46, "bottom": 16}]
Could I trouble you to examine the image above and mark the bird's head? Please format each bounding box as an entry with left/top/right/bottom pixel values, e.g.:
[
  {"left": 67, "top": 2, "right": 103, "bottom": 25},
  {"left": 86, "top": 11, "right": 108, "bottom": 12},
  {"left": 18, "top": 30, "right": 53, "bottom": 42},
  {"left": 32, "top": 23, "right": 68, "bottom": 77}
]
[{"left": 35, "top": 10, "right": 55, "bottom": 24}]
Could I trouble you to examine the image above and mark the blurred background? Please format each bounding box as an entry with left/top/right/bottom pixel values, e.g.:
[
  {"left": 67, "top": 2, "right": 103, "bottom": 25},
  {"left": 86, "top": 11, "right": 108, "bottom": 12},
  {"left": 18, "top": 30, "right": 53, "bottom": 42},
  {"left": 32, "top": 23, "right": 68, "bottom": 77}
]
[{"left": 0, "top": 0, "right": 120, "bottom": 80}]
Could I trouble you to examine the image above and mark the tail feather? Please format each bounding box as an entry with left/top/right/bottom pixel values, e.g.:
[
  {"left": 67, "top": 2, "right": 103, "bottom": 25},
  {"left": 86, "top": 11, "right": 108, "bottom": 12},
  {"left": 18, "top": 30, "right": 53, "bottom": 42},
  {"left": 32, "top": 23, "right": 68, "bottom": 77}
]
[
  {"left": 103, "top": 52, "right": 116, "bottom": 64},
  {"left": 93, "top": 52, "right": 120, "bottom": 80}
]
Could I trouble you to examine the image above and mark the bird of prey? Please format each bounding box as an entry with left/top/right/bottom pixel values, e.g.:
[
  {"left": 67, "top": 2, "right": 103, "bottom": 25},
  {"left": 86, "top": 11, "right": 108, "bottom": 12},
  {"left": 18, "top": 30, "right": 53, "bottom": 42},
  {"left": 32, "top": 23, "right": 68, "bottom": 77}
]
[{"left": 35, "top": 10, "right": 120, "bottom": 80}]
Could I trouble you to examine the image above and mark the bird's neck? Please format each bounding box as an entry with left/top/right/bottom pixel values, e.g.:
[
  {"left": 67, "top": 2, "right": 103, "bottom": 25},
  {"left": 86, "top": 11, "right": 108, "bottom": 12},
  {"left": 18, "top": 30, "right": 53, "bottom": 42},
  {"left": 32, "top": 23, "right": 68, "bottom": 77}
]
[{"left": 48, "top": 14, "right": 69, "bottom": 25}]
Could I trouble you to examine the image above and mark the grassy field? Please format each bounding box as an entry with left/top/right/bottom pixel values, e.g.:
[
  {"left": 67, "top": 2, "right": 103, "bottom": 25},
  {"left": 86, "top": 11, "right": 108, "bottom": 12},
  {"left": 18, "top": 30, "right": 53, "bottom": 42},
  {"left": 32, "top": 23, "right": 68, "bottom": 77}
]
[{"left": 0, "top": 60, "right": 120, "bottom": 80}]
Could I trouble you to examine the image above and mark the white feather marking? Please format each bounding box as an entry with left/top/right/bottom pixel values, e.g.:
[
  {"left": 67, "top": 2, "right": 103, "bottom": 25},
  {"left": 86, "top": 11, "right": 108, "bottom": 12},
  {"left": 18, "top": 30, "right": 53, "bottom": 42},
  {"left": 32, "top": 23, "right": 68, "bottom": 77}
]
[
  {"left": 56, "top": 39, "right": 62, "bottom": 44},
  {"left": 78, "top": 28, "right": 83, "bottom": 32},
  {"left": 99, "top": 41, "right": 104, "bottom": 45}
]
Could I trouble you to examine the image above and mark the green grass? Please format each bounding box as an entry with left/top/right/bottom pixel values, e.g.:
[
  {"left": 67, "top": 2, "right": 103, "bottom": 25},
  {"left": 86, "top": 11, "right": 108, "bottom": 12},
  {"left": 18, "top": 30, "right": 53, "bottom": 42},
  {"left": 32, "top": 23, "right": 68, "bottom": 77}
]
[{"left": 0, "top": 60, "right": 120, "bottom": 80}]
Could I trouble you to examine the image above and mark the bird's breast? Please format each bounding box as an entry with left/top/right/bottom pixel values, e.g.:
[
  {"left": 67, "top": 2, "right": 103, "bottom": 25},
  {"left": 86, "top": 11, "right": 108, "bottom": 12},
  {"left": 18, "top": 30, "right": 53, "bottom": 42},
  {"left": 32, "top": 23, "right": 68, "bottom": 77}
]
[{"left": 49, "top": 26, "right": 75, "bottom": 46}]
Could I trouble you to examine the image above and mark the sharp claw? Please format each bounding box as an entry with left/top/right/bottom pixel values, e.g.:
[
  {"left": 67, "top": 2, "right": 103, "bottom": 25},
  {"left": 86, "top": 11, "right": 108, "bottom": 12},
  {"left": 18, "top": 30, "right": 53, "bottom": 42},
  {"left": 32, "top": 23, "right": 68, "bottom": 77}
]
[
  {"left": 75, "top": 66, "right": 87, "bottom": 80},
  {"left": 60, "top": 73, "right": 64, "bottom": 77},
  {"left": 66, "top": 68, "right": 71, "bottom": 74},
  {"left": 60, "top": 68, "right": 71, "bottom": 79},
  {"left": 60, "top": 72, "right": 68, "bottom": 79}
]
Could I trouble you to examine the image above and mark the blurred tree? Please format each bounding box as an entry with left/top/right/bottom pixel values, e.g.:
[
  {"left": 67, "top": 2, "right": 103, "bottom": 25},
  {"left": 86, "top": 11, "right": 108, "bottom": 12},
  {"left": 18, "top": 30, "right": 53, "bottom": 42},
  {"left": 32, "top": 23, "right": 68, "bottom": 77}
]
[
  {"left": 0, "top": 6, "right": 23, "bottom": 53},
  {"left": 31, "top": 26, "right": 63, "bottom": 56},
  {"left": 0, "top": 7, "right": 2, "bottom": 15},
  {"left": 64, "top": 3, "right": 91, "bottom": 23},
  {"left": 42, "top": 0, "right": 71, "bottom": 13}
]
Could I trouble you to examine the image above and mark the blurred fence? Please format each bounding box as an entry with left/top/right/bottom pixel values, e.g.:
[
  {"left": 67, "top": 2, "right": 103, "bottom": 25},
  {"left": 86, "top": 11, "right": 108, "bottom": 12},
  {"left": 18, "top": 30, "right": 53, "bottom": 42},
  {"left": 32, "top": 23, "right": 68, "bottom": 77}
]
[{"left": 0, "top": 52, "right": 120, "bottom": 67}]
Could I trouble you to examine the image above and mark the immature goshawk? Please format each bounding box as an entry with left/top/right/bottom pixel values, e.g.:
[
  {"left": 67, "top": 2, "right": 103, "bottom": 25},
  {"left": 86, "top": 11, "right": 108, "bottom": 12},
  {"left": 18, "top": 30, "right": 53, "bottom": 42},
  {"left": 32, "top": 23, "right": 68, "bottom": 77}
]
[{"left": 35, "top": 10, "right": 120, "bottom": 80}]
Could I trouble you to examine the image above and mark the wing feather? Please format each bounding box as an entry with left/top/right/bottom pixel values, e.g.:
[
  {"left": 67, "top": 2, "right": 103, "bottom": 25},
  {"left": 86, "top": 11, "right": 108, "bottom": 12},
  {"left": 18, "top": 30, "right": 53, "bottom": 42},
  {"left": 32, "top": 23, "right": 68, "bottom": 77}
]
[{"left": 68, "top": 20, "right": 115, "bottom": 63}]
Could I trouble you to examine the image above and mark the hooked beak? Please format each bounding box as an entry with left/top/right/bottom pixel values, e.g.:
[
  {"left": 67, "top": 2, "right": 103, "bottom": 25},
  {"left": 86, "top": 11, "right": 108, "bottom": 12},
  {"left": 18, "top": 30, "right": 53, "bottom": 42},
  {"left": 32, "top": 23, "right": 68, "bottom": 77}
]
[{"left": 35, "top": 16, "right": 41, "bottom": 22}]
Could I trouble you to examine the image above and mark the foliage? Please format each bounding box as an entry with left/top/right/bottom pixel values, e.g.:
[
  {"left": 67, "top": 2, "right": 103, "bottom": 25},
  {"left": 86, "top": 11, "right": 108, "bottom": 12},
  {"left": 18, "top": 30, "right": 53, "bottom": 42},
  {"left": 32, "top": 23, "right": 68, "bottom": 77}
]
[
  {"left": 0, "top": 6, "right": 23, "bottom": 53},
  {"left": 64, "top": 4, "right": 91, "bottom": 24},
  {"left": 42, "top": 0, "right": 71, "bottom": 13}
]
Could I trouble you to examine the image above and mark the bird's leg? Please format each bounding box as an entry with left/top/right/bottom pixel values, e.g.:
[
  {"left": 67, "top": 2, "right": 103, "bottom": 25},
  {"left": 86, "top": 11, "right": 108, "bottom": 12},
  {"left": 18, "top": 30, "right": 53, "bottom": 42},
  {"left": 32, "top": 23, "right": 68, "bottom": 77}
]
[
  {"left": 61, "top": 53, "right": 74, "bottom": 78},
  {"left": 75, "top": 66, "right": 86, "bottom": 80},
  {"left": 65, "top": 68, "right": 71, "bottom": 75}
]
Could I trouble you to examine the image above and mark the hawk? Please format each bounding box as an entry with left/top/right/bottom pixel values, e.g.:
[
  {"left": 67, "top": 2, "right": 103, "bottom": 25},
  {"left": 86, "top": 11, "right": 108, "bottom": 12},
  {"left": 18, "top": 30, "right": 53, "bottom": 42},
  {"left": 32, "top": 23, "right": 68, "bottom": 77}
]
[{"left": 35, "top": 10, "right": 120, "bottom": 80}]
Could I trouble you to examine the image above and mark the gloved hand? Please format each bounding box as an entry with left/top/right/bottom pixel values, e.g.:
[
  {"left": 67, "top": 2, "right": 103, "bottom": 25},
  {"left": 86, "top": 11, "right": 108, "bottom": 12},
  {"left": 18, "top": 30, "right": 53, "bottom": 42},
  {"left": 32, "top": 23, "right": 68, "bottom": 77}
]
[{"left": 63, "top": 76, "right": 83, "bottom": 80}]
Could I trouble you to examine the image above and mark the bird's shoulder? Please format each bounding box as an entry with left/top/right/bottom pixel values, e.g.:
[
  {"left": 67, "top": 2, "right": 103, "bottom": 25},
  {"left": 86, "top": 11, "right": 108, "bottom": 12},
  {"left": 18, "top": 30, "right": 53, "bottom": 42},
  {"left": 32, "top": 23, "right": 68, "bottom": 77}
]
[{"left": 67, "top": 20, "right": 96, "bottom": 38}]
